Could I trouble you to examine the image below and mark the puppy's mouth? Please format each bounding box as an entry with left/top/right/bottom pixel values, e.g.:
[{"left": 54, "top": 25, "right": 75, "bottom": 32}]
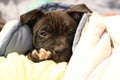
[
  {"left": 45, "top": 49, "right": 61, "bottom": 58},
  {"left": 48, "top": 49, "right": 71, "bottom": 63}
]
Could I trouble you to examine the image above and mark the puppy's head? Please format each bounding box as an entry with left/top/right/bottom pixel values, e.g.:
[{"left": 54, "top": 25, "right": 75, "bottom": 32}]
[{"left": 20, "top": 4, "right": 91, "bottom": 62}]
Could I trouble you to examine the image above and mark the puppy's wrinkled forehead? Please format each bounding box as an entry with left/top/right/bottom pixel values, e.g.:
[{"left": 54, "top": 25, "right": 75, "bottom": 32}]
[
  {"left": 35, "top": 11, "right": 77, "bottom": 34},
  {"left": 45, "top": 11, "right": 71, "bottom": 26}
]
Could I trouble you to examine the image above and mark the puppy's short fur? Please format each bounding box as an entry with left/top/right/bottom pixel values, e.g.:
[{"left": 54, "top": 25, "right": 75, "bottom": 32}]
[{"left": 20, "top": 4, "right": 91, "bottom": 63}]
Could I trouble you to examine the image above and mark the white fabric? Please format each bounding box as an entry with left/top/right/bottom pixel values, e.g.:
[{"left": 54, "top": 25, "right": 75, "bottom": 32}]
[{"left": 63, "top": 13, "right": 120, "bottom": 80}]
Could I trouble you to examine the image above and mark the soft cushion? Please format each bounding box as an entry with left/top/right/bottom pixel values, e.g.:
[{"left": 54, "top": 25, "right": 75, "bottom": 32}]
[{"left": 0, "top": 53, "right": 67, "bottom": 80}]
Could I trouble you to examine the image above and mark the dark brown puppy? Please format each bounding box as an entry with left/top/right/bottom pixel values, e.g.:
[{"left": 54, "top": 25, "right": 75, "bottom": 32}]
[{"left": 20, "top": 4, "right": 91, "bottom": 63}]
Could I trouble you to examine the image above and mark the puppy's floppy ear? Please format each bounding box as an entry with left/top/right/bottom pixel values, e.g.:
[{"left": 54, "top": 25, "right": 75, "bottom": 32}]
[
  {"left": 66, "top": 4, "right": 92, "bottom": 24},
  {"left": 20, "top": 10, "right": 44, "bottom": 26}
]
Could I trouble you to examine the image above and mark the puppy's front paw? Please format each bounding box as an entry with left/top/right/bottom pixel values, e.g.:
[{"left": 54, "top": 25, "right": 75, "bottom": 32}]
[
  {"left": 27, "top": 48, "right": 52, "bottom": 62},
  {"left": 27, "top": 49, "right": 40, "bottom": 62},
  {"left": 39, "top": 48, "right": 52, "bottom": 60}
]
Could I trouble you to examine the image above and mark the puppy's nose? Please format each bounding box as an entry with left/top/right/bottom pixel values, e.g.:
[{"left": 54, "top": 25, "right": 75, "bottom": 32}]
[{"left": 54, "top": 45, "right": 67, "bottom": 54}]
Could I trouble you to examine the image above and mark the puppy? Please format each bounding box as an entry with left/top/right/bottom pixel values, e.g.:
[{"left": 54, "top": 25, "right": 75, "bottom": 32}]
[{"left": 20, "top": 4, "right": 91, "bottom": 63}]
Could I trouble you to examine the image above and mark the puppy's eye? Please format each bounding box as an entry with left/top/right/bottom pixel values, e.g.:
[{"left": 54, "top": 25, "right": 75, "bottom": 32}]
[
  {"left": 68, "top": 30, "right": 74, "bottom": 35},
  {"left": 39, "top": 31, "right": 47, "bottom": 37}
]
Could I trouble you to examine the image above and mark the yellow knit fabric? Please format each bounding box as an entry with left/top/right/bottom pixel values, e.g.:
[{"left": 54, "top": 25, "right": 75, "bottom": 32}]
[{"left": 0, "top": 52, "right": 67, "bottom": 80}]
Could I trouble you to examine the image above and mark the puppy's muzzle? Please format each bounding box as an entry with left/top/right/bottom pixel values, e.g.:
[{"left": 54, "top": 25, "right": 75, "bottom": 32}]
[{"left": 53, "top": 44, "right": 68, "bottom": 55}]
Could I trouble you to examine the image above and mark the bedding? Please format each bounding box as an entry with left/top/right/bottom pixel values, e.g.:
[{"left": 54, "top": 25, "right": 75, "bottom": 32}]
[
  {"left": 1, "top": 12, "right": 120, "bottom": 80},
  {"left": 63, "top": 13, "right": 120, "bottom": 80},
  {"left": 0, "top": 53, "right": 67, "bottom": 80},
  {"left": 0, "top": 2, "right": 120, "bottom": 80},
  {"left": 0, "top": 20, "right": 33, "bottom": 56}
]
